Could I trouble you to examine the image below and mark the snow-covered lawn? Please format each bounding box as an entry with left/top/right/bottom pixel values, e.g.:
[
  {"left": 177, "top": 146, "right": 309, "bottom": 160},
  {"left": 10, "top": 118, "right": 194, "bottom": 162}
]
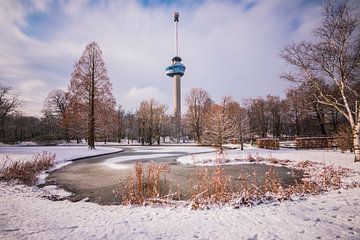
[
  {"left": 178, "top": 145, "right": 360, "bottom": 173},
  {"left": 1, "top": 182, "right": 359, "bottom": 239},
  {"left": 0, "top": 145, "right": 123, "bottom": 166},
  {"left": 1, "top": 145, "right": 360, "bottom": 239}
]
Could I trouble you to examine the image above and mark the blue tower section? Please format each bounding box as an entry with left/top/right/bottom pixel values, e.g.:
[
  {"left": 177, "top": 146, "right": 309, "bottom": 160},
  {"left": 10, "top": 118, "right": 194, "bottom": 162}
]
[{"left": 165, "top": 57, "right": 186, "bottom": 77}]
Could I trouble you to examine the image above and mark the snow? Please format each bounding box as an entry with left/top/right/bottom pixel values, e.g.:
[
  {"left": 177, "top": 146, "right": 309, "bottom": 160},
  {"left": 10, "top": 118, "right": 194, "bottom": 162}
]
[
  {"left": 131, "top": 145, "right": 215, "bottom": 153},
  {"left": 1, "top": 145, "right": 360, "bottom": 239},
  {"left": 104, "top": 146, "right": 215, "bottom": 169},
  {"left": 177, "top": 145, "right": 360, "bottom": 172},
  {"left": 0, "top": 181, "right": 359, "bottom": 239},
  {"left": 0, "top": 145, "right": 123, "bottom": 194},
  {"left": 0, "top": 145, "right": 123, "bottom": 166}
]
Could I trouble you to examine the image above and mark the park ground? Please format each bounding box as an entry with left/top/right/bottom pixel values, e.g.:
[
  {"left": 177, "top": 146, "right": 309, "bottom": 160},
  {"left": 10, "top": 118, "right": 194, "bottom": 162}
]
[{"left": 0, "top": 144, "right": 360, "bottom": 239}]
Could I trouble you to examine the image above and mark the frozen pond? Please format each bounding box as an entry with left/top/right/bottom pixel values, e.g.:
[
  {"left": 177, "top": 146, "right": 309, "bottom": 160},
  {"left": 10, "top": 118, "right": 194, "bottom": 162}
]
[{"left": 45, "top": 146, "right": 303, "bottom": 205}]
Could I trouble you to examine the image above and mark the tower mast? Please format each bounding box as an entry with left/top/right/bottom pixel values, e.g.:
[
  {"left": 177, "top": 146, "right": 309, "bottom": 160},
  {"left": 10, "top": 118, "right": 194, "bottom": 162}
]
[
  {"left": 165, "top": 12, "right": 186, "bottom": 143},
  {"left": 174, "top": 12, "right": 179, "bottom": 56}
]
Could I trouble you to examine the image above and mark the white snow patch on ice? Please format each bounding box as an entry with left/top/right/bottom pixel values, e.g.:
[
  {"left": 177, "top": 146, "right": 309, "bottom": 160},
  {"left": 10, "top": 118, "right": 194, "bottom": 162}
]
[
  {"left": 103, "top": 146, "right": 215, "bottom": 169},
  {"left": 104, "top": 153, "right": 179, "bottom": 169},
  {"left": 0, "top": 146, "right": 122, "bottom": 184}
]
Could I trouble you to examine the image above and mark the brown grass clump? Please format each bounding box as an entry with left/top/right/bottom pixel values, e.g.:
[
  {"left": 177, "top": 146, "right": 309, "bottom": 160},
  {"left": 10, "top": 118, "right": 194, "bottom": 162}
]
[
  {"left": 0, "top": 152, "right": 56, "bottom": 185},
  {"left": 189, "top": 166, "right": 234, "bottom": 209},
  {"left": 119, "top": 158, "right": 358, "bottom": 209},
  {"left": 121, "top": 161, "right": 172, "bottom": 205}
]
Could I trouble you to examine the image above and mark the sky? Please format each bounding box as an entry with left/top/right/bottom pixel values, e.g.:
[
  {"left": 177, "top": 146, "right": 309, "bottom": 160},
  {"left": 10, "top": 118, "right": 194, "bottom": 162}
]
[{"left": 0, "top": 0, "right": 327, "bottom": 116}]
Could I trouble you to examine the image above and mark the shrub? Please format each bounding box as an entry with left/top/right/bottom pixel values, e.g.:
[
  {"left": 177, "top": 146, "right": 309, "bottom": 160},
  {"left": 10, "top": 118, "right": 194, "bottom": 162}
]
[
  {"left": 0, "top": 151, "right": 56, "bottom": 185},
  {"left": 295, "top": 137, "right": 338, "bottom": 149},
  {"left": 256, "top": 138, "right": 279, "bottom": 150}
]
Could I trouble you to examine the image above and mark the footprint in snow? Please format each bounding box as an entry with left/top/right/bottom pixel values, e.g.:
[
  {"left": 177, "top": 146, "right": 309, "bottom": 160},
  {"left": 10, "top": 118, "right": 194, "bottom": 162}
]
[{"left": 247, "top": 234, "right": 258, "bottom": 240}]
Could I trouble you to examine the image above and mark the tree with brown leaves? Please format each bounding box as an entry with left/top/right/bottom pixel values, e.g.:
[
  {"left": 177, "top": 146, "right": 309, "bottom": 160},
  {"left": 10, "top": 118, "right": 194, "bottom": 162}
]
[
  {"left": 67, "top": 42, "right": 115, "bottom": 149},
  {"left": 203, "top": 99, "right": 236, "bottom": 153}
]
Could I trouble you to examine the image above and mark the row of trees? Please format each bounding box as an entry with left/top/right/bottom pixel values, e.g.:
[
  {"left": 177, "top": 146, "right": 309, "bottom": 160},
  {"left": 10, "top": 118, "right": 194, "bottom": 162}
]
[{"left": 0, "top": 83, "right": 351, "bottom": 150}]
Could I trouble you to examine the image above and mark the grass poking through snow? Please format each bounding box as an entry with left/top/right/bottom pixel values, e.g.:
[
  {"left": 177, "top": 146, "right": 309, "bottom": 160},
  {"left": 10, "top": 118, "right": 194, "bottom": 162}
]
[{"left": 0, "top": 152, "right": 55, "bottom": 185}]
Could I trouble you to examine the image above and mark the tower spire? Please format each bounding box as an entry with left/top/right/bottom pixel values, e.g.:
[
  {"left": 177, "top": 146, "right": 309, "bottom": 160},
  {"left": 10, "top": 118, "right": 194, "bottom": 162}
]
[{"left": 174, "top": 12, "right": 179, "bottom": 56}]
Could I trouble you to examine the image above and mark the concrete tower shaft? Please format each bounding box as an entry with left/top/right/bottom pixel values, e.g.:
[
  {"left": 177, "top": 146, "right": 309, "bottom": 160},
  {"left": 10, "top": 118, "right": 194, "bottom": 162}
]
[
  {"left": 174, "top": 74, "right": 181, "bottom": 119},
  {"left": 165, "top": 12, "right": 185, "bottom": 142}
]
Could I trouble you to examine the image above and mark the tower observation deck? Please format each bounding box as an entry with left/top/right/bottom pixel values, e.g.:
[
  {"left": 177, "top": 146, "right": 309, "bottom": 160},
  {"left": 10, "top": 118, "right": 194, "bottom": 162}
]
[{"left": 166, "top": 12, "right": 185, "bottom": 142}]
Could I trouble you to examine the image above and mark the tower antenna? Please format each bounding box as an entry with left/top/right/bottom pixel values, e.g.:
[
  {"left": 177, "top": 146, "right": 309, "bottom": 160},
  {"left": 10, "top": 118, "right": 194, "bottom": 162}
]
[{"left": 174, "top": 12, "right": 179, "bottom": 56}]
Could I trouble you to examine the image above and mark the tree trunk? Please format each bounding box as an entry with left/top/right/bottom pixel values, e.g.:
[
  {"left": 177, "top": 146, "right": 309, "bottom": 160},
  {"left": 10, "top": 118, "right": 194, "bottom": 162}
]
[
  {"left": 354, "top": 117, "right": 360, "bottom": 162},
  {"left": 240, "top": 134, "right": 244, "bottom": 150},
  {"left": 314, "top": 103, "right": 327, "bottom": 136},
  {"left": 88, "top": 64, "right": 96, "bottom": 150}
]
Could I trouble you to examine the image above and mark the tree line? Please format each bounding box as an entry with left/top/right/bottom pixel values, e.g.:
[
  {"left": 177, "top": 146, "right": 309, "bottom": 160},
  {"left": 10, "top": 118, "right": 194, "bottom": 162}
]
[{"left": 0, "top": 83, "right": 351, "bottom": 148}]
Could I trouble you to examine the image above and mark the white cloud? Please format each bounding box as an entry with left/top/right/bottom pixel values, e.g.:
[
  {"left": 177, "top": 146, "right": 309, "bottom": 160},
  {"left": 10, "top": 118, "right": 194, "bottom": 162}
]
[
  {"left": 121, "top": 86, "right": 169, "bottom": 112},
  {"left": 0, "top": 0, "right": 324, "bottom": 116}
]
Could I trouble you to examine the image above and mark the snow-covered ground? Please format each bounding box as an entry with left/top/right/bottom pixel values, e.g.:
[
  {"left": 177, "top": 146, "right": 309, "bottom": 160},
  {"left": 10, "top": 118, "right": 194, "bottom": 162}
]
[
  {"left": 1, "top": 145, "right": 360, "bottom": 239},
  {"left": 0, "top": 145, "right": 123, "bottom": 166},
  {"left": 1, "top": 182, "right": 359, "bottom": 239},
  {"left": 0, "top": 145, "right": 123, "bottom": 185},
  {"left": 178, "top": 145, "right": 360, "bottom": 173}
]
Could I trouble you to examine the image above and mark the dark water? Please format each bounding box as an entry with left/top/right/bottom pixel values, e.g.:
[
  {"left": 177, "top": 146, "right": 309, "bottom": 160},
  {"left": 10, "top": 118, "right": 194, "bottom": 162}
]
[{"left": 45, "top": 147, "right": 303, "bottom": 205}]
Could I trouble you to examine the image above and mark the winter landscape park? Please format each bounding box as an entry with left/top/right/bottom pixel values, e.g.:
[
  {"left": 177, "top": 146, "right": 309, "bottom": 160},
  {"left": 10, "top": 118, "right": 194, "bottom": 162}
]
[{"left": 1, "top": 0, "right": 360, "bottom": 240}]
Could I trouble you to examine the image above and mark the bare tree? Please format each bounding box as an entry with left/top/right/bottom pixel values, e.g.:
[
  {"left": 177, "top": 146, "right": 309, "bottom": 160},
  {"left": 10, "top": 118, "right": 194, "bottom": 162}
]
[
  {"left": 124, "top": 111, "right": 138, "bottom": 144},
  {"left": 116, "top": 105, "right": 125, "bottom": 143},
  {"left": 285, "top": 89, "right": 308, "bottom": 136},
  {"left": 0, "top": 85, "right": 21, "bottom": 141},
  {"left": 223, "top": 96, "right": 250, "bottom": 150},
  {"left": 67, "top": 42, "right": 115, "bottom": 149},
  {"left": 43, "top": 89, "right": 69, "bottom": 141},
  {"left": 280, "top": 1, "right": 360, "bottom": 161},
  {"left": 136, "top": 99, "right": 167, "bottom": 145},
  {"left": 246, "top": 98, "right": 269, "bottom": 137},
  {"left": 203, "top": 100, "right": 236, "bottom": 153},
  {"left": 185, "top": 88, "right": 212, "bottom": 144},
  {"left": 266, "top": 95, "right": 285, "bottom": 137}
]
